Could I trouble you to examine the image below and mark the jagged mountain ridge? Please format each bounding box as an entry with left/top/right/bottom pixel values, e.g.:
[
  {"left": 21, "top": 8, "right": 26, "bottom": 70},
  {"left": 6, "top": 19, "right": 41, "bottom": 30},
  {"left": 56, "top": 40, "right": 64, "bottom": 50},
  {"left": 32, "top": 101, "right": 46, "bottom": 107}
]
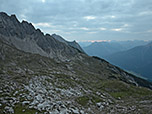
[
  {"left": 0, "top": 12, "right": 152, "bottom": 114},
  {"left": 0, "top": 12, "right": 84, "bottom": 60},
  {"left": 52, "top": 34, "right": 84, "bottom": 53}
]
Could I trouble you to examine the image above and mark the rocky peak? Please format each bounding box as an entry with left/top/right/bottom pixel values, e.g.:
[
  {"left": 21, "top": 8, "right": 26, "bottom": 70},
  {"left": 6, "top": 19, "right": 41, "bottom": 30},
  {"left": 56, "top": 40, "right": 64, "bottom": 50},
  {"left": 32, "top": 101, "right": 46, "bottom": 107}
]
[
  {"left": 0, "top": 12, "right": 84, "bottom": 60},
  {"left": 21, "top": 20, "right": 35, "bottom": 35},
  {"left": 52, "top": 34, "right": 85, "bottom": 53},
  {"left": 52, "top": 34, "right": 68, "bottom": 44},
  {"left": 10, "top": 14, "right": 19, "bottom": 22},
  {"left": 0, "top": 12, "right": 35, "bottom": 38},
  {"left": 0, "top": 13, "right": 20, "bottom": 25},
  {"left": 0, "top": 12, "right": 23, "bottom": 38},
  {"left": 0, "top": 12, "right": 8, "bottom": 18},
  {"left": 36, "top": 28, "right": 44, "bottom": 35},
  {"left": 45, "top": 33, "right": 51, "bottom": 37}
]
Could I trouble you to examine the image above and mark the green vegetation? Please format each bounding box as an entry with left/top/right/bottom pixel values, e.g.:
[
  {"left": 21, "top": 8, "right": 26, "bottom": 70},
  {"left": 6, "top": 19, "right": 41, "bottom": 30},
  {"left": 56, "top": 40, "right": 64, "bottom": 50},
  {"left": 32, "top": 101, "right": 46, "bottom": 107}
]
[
  {"left": 95, "top": 80, "right": 152, "bottom": 99},
  {"left": 76, "top": 95, "right": 104, "bottom": 106},
  {"left": 54, "top": 73, "right": 77, "bottom": 88},
  {"left": 14, "top": 104, "right": 39, "bottom": 114},
  {"left": 91, "top": 95, "right": 103, "bottom": 104},
  {"left": 76, "top": 96, "right": 90, "bottom": 106},
  {"left": 0, "top": 67, "right": 4, "bottom": 74}
]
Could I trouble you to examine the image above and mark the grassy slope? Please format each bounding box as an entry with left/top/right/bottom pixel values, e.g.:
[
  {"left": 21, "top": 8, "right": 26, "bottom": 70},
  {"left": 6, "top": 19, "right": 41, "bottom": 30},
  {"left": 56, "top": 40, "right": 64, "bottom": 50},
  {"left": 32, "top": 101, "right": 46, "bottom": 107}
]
[{"left": 0, "top": 39, "right": 152, "bottom": 114}]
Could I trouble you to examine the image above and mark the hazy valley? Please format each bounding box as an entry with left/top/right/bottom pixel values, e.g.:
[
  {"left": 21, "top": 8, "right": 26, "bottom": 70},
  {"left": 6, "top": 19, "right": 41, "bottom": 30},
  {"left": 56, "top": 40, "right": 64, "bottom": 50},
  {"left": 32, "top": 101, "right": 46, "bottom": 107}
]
[{"left": 83, "top": 40, "right": 152, "bottom": 82}]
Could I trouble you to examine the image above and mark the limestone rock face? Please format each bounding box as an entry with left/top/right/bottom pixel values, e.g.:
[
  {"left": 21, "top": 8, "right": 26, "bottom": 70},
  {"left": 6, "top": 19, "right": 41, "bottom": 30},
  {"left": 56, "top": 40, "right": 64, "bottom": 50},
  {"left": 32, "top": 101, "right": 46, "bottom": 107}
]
[
  {"left": 0, "top": 12, "right": 83, "bottom": 60},
  {"left": 52, "top": 34, "right": 85, "bottom": 53}
]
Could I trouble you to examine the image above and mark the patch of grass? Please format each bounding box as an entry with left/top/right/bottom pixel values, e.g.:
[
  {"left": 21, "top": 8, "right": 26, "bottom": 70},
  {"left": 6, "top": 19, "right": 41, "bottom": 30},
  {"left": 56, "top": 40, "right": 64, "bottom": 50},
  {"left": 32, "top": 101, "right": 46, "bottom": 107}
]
[
  {"left": 110, "top": 87, "right": 152, "bottom": 99},
  {"left": 54, "top": 74, "right": 76, "bottom": 88},
  {"left": 102, "top": 80, "right": 130, "bottom": 92},
  {"left": 7, "top": 70, "right": 15, "bottom": 75},
  {"left": 14, "top": 104, "right": 39, "bottom": 114},
  {"left": 110, "top": 92, "right": 132, "bottom": 99},
  {"left": 76, "top": 96, "right": 90, "bottom": 106},
  {"left": 133, "top": 86, "right": 152, "bottom": 97},
  {"left": 90, "top": 79, "right": 152, "bottom": 100},
  {"left": 91, "top": 95, "right": 103, "bottom": 104},
  {"left": 0, "top": 67, "right": 4, "bottom": 74}
]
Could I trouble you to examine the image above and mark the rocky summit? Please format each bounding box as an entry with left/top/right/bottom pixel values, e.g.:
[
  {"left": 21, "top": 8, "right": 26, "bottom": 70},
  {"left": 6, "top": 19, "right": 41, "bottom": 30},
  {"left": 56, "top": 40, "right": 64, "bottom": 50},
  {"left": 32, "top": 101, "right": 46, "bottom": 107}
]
[
  {"left": 52, "top": 34, "right": 85, "bottom": 53},
  {"left": 0, "top": 12, "right": 82, "bottom": 60},
  {"left": 0, "top": 12, "right": 152, "bottom": 114}
]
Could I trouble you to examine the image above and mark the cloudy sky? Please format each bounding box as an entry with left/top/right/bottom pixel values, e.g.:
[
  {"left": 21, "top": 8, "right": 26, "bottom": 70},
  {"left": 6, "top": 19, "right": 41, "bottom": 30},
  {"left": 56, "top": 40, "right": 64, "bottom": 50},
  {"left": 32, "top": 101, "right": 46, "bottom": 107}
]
[{"left": 0, "top": 0, "right": 152, "bottom": 41}]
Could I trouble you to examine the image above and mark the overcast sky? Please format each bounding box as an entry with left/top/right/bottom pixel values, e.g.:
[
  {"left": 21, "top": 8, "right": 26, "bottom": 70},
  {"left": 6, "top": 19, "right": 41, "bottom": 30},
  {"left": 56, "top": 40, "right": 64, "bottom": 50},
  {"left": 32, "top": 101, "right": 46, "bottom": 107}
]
[{"left": 0, "top": 0, "right": 152, "bottom": 41}]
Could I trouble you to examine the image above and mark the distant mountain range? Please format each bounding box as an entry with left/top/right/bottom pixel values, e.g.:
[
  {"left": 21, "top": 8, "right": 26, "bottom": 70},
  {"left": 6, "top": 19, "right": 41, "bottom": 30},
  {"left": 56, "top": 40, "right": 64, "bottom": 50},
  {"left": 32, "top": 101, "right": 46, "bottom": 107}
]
[
  {"left": 78, "top": 41, "right": 92, "bottom": 47},
  {"left": 83, "top": 40, "right": 150, "bottom": 58},
  {"left": 106, "top": 42, "right": 152, "bottom": 81},
  {"left": 82, "top": 41, "right": 152, "bottom": 81},
  {"left": 83, "top": 42, "right": 125, "bottom": 58}
]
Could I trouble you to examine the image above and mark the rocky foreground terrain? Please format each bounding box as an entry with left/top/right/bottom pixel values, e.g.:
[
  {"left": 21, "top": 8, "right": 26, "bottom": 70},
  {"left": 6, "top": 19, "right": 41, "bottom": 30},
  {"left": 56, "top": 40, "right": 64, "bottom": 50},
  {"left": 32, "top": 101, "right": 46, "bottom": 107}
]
[{"left": 0, "top": 12, "right": 152, "bottom": 114}]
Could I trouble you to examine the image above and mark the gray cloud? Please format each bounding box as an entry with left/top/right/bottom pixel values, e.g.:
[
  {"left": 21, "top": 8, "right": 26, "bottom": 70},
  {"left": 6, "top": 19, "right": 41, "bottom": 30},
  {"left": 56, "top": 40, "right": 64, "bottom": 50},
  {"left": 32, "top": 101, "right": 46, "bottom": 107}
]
[{"left": 0, "top": 0, "right": 152, "bottom": 41}]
